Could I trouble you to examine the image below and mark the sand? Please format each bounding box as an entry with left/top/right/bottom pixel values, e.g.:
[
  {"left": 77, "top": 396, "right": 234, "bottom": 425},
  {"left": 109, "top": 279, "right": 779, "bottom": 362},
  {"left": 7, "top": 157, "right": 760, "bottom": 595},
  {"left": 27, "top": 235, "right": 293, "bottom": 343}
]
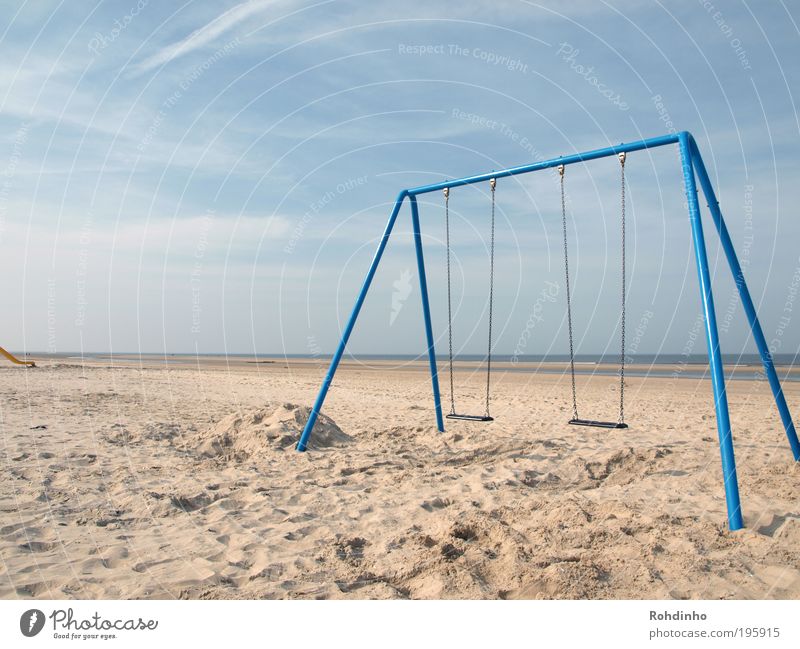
[{"left": 1, "top": 356, "right": 799, "bottom": 599}]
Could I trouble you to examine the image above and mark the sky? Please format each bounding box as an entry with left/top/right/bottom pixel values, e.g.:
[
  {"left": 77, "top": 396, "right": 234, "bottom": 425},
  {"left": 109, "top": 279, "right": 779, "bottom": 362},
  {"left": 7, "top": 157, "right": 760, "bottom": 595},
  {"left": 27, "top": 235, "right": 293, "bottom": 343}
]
[{"left": 1, "top": 0, "right": 799, "bottom": 359}]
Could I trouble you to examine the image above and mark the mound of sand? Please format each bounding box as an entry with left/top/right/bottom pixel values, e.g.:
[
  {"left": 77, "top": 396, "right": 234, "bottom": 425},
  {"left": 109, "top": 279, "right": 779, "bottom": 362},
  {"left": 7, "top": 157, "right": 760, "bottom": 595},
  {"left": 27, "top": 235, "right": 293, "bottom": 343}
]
[{"left": 192, "top": 403, "right": 352, "bottom": 458}]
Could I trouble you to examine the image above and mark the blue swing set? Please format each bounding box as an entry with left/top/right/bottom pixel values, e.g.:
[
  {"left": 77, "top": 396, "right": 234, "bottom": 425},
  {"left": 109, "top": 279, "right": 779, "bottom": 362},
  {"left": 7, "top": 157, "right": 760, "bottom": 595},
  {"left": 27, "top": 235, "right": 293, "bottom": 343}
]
[{"left": 296, "top": 131, "right": 800, "bottom": 532}]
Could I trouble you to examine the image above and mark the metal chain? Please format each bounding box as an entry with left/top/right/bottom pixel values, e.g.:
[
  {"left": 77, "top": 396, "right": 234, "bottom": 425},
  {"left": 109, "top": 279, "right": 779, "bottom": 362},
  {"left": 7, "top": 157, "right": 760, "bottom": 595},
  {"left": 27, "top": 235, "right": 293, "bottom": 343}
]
[
  {"left": 560, "top": 165, "right": 579, "bottom": 421},
  {"left": 618, "top": 152, "right": 626, "bottom": 425},
  {"left": 485, "top": 178, "right": 496, "bottom": 418},
  {"left": 444, "top": 187, "right": 456, "bottom": 415}
]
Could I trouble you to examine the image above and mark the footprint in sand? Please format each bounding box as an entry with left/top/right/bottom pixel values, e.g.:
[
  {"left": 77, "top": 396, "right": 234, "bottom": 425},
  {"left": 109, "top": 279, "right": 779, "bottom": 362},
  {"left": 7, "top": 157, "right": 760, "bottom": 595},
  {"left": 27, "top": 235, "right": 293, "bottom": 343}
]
[
  {"left": 169, "top": 492, "right": 219, "bottom": 513},
  {"left": 70, "top": 453, "right": 97, "bottom": 466},
  {"left": 99, "top": 546, "right": 130, "bottom": 569},
  {"left": 420, "top": 497, "right": 451, "bottom": 512},
  {"left": 19, "top": 540, "right": 56, "bottom": 552},
  {"left": 284, "top": 527, "right": 313, "bottom": 541},
  {"left": 249, "top": 563, "right": 284, "bottom": 581},
  {"left": 16, "top": 582, "right": 52, "bottom": 597},
  {"left": 335, "top": 537, "right": 367, "bottom": 564}
]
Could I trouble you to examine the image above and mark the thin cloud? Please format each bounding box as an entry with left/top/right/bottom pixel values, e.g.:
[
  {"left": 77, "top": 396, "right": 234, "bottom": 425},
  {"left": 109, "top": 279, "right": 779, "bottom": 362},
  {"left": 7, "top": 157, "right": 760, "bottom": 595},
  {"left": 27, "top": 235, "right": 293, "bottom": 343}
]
[{"left": 131, "top": 0, "right": 272, "bottom": 75}]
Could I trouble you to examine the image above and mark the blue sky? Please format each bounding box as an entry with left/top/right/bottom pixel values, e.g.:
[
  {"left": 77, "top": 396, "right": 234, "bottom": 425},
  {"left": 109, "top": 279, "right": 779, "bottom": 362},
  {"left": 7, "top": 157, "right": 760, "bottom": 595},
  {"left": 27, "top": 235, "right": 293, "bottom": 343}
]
[{"left": 1, "top": 0, "right": 799, "bottom": 358}]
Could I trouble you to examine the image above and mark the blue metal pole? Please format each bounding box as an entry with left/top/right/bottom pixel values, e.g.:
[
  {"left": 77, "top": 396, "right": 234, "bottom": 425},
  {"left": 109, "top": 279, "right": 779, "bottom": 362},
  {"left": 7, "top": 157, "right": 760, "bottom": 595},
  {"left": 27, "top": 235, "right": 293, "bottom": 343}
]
[
  {"left": 689, "top": 137, "right": 800, "bottom": 462},
  {"left": 679, "top": 132, "right": 744, "bottom": 531},
  {"left": 410, "top": 196, "right": 445, "bottom": 432},
  {"left": 407, "top": 133, "right": 680, "bottom": 196},
  {"left": 297, "top": 191, "right": 408, "bottom": 452}
]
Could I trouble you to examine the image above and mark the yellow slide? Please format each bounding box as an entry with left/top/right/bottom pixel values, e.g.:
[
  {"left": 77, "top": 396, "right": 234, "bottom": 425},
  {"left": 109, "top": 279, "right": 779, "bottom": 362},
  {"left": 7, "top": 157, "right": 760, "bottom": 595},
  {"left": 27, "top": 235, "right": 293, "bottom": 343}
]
[{"left": 0, "top": 346, "right": 35, "bottom": 367}]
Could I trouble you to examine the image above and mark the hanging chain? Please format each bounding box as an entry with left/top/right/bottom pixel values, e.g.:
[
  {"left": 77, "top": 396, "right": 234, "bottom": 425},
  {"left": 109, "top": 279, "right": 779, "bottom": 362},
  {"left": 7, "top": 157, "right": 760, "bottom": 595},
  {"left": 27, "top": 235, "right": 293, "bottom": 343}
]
[
  {"left": 560, "top": 165, "right": 579, "bottom": 421},
  {"left": 618, "top": 152, "right": 627, "bottom": 425},
  {"left": 484, "top": 178, "right": 497, "bottom": 418},
  {"left": 444, "top": 187, "right": 456, "bottom": 415}
]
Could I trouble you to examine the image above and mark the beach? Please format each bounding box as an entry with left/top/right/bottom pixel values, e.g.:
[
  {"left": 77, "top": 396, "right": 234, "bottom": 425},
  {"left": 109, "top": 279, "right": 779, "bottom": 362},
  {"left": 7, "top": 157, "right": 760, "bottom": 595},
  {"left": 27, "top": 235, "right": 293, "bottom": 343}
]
[{"left": 1, "top": 356, "right": 799, "bottom": 599}]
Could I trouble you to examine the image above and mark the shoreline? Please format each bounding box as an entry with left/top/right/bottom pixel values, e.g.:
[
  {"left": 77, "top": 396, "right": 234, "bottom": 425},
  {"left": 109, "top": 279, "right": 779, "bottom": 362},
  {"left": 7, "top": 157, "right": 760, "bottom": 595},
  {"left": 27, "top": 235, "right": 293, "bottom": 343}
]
[{"left": 14, "top": 353, "right": 800, "bottom": 382}]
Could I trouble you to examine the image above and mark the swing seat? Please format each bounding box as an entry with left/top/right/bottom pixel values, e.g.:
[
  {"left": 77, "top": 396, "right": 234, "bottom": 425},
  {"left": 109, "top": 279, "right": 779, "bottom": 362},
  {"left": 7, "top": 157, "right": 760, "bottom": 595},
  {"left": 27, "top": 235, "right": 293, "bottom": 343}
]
[
  {"left": 447, "top": 413, "right": 494, "bottom": 422},
  {"left": 569, "top": 418, "right": 628, "bottom": 429}
]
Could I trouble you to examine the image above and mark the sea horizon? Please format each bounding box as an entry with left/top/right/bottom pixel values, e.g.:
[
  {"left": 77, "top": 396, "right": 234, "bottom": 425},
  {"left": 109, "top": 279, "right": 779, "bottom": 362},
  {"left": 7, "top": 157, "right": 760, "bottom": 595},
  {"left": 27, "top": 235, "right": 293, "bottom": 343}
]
[{"left": 19, "top": 351, "right": 799, "bottom": 367}]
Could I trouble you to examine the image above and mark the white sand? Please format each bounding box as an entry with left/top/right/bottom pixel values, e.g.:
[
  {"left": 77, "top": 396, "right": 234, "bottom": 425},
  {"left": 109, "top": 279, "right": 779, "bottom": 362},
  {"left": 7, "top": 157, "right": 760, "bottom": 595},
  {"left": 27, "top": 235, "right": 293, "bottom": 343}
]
[{"left": 1, "top": 357, "right": 799, "bottom": 599}]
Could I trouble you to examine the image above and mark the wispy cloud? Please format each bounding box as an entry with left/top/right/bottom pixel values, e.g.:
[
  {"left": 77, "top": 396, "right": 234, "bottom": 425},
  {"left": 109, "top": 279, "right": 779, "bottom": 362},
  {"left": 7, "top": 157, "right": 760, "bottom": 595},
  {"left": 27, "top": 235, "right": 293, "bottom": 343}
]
[{"left": 131, "top": 0, "right": 271, "bottom": 75}]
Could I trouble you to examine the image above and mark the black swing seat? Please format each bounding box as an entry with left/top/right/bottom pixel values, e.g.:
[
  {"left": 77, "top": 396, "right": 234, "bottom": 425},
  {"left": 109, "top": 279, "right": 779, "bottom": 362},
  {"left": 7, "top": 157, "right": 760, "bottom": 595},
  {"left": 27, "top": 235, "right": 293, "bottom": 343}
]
[
  {"left": 569, "top": 418, "right": 628, "bottom": 429},
  {"left": 447, "top": 413, "right": 494, "bottom": 422}
]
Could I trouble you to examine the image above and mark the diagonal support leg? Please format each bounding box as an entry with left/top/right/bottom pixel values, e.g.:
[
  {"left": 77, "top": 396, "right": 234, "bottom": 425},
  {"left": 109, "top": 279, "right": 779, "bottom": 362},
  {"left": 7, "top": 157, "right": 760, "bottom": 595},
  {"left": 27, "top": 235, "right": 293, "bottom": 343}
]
[
  {"left": 689, "top": 138, "right": 800, "bottom": 462},
  {"left": 410, "top": 196, "right": 445, "bottom": 432},
  {"left": 679, "top": 132, "right": 744, "bottom": 531},
  {"left": 297, "top": 191, "right": 408, "bottom": 451}
]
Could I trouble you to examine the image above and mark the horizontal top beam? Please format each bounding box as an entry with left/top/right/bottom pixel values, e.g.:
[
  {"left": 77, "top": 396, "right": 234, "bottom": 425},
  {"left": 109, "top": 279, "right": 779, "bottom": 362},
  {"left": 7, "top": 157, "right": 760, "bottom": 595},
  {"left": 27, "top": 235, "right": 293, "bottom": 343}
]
[{"left": 406, "top": 131, "right": 684, "bottom": 196}]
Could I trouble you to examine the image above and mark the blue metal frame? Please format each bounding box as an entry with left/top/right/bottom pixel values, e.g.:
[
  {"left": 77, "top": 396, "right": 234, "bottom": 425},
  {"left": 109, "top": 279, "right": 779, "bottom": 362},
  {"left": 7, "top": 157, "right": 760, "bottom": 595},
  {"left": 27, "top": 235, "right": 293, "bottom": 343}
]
[
  {"left": 296, "top": 130, "right": 798, "bottom": 532},
  {"left": 679, "top": 132, "right": 742, "bottom": 530}
]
